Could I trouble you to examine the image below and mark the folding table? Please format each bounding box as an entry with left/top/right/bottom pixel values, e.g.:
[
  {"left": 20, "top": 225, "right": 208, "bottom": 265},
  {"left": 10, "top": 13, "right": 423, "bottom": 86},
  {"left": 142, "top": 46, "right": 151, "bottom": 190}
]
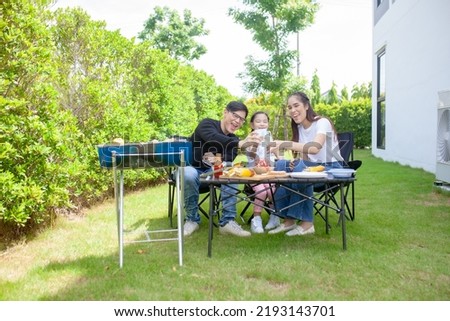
[{"left": 200, "top": 175, "right": 356, "bottom": 258}]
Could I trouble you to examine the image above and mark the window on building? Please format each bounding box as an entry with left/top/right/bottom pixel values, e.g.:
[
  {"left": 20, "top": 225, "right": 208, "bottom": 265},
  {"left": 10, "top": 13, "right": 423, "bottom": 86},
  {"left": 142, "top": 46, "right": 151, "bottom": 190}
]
[
  {"left": 377, "top": 49, "right": 386, "bottom": 149},
  {"left": 374, "top": 0, "right": 389, "bottom": 24}
]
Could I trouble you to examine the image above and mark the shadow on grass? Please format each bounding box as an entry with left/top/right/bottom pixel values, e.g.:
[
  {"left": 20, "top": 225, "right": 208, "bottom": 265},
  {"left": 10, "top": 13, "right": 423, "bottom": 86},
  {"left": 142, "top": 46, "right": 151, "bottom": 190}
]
[{"left": 18, "top": 216, "right": 355, "bottom": 301}]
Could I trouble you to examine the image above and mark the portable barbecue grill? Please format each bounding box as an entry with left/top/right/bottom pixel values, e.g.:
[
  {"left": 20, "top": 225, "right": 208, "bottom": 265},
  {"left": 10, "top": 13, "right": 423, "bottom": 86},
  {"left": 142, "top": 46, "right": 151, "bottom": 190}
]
[
  {"left": 97, "top": 141, "right": 192, "bottom": 169},
  {"left": 97, "top": 141, "right": 191, "bottom": 268}
]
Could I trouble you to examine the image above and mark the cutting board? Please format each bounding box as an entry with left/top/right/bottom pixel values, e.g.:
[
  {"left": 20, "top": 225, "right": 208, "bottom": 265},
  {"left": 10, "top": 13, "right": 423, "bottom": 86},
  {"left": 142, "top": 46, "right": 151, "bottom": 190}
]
[{"left": 219, "top": 171, "right": 288, "bottom": 181}]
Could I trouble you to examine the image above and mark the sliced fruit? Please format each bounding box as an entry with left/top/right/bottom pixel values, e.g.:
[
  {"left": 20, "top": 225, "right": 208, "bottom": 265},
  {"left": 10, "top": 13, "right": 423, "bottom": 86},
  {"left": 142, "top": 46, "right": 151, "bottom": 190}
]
[
  {"left": 237, "top": 168, "right": 255, "bottom": 177},
  {"left": 305, "top": 165, "right": 325, "bottom": 172}
]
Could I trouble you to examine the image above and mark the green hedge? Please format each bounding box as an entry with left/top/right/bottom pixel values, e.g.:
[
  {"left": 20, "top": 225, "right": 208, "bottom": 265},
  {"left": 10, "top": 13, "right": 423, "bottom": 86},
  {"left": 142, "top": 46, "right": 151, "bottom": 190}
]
[
  {"left": 1, "top": 0, "right": 80, "bottom": 235},
  {"left": 244, "top": 97, "right": 372, "bottom": 148},
  {"left": 315, "top": 98, "right": 372, "bottom": 148},
  {"left": 0, "top": 1, "right": 232, "bottom": 238}
]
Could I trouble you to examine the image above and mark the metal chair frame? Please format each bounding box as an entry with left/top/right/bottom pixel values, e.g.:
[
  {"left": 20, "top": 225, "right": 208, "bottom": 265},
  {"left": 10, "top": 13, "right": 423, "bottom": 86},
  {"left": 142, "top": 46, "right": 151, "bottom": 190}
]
[
  {"left": 313, "top": 132, "right": 362, "bottom": 232},
  {"left": 168, "top": 172, "right": 221, "bottom": 228}
]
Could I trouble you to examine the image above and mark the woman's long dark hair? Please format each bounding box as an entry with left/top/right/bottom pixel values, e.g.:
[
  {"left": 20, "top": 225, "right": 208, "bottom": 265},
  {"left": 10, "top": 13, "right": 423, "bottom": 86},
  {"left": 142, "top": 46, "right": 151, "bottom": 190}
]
[
  {"left": 288, "top": 91, "right": 337, "bottom": 143},
  {"left": 288, "top": 92, "right": 320, "bottom": 142}
]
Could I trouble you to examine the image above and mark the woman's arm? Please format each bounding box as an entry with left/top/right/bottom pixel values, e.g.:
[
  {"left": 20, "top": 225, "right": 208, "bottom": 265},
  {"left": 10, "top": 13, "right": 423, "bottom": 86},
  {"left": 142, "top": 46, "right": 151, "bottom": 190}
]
[{"left": 272, "top": 132, "right": 327, "bottom": 158}]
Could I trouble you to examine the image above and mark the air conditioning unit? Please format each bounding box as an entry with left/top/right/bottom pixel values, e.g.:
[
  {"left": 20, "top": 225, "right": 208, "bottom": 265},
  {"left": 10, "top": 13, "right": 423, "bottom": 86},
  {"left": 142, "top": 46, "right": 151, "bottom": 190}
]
[{"left": 436, "top": 90, "right": 450, "bottom": 183}]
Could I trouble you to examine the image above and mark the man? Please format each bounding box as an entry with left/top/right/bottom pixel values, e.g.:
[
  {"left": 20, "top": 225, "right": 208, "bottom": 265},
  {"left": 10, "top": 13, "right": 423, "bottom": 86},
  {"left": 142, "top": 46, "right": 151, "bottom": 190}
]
[{"left": 183, "top": 101, "right": 256, "bottom": 237}]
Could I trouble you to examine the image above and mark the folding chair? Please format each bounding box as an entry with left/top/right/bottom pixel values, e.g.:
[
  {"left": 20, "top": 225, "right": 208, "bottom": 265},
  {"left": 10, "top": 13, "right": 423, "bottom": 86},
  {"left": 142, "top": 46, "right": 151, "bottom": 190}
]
[
  {"left": 168, "top": 171, "right": 221, "bottom": 228},
  {"left": 313, "top": 132, "right": 362, "bottom": 232}
]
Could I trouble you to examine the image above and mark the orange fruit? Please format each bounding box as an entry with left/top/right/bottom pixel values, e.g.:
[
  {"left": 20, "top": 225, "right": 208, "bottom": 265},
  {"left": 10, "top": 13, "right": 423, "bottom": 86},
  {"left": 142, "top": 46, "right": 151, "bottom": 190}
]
[
  {"left": 238, "top": 168, "right": 254, "bottom": 177},
  {"left": 306, "top": 165, "right": 325, "bottom": 172}
]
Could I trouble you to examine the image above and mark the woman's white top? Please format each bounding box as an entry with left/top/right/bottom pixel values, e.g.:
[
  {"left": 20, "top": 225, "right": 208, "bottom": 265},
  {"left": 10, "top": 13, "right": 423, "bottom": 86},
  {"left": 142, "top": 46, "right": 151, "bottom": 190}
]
[{"left": 298, "top": 118, "right": 343, "bottom": 163}]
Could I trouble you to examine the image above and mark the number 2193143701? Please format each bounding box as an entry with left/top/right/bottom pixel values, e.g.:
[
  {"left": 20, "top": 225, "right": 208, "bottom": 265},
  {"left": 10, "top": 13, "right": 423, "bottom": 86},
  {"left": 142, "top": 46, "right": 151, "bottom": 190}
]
[{"left": 255, "top": 305, "right": 335, "bottom": 317}]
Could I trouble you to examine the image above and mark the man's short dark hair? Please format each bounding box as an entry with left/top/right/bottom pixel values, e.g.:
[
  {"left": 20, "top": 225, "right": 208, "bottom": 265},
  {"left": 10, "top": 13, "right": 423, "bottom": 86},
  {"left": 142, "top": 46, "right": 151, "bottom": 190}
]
[{"left": 226, "top": 101, "right": 248, "bottom": 118}]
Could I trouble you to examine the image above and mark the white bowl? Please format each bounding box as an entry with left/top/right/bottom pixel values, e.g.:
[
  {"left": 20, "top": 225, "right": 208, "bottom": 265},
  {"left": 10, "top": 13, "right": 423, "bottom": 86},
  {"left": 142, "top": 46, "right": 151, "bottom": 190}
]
[
  {"left": 328, "top": 168, "right": 355, "bottom": 178},
  {"left": 252, "top": 166, "right": 274, "bottom": 174}
]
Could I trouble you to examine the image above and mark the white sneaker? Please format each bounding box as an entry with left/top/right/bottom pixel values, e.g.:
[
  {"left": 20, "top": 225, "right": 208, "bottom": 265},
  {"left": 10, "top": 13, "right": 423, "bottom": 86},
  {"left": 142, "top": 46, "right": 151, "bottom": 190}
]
[
  {"left": 286, "top": 225, "right": 315, "bottom": 236},
  {"left": 250, "top": 216, "right": 264, "bottom": 234},
  {"left": 267, "top": 223, "right": 297, "bottom": 235},
  {"left": 183, "top": 220, "right": 199, "bottom": 237},
  {"left": 219, "top": 220, "right": 251, "bottom": 237},
  {"left": 265, "top": 214, "right": 280, "bottom": 230}
]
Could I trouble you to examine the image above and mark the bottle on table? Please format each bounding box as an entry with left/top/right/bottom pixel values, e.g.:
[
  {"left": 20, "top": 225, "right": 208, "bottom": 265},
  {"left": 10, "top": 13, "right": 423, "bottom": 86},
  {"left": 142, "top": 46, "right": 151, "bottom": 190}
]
[{"left": 213, "top": 153, "right": 223, "bottom": 178}]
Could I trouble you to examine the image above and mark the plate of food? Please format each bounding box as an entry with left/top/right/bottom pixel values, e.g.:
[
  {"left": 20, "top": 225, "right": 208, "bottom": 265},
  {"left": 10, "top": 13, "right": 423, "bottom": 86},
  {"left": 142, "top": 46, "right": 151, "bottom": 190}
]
[{"left": 289, "top": 171, "right": 328, "bottom": 179}]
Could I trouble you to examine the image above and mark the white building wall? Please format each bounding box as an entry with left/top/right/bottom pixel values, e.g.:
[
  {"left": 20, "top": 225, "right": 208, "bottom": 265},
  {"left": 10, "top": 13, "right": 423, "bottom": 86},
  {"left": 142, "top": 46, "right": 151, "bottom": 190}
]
[{"left": 372, "top": 0, "right": 450, "bottom": 173}]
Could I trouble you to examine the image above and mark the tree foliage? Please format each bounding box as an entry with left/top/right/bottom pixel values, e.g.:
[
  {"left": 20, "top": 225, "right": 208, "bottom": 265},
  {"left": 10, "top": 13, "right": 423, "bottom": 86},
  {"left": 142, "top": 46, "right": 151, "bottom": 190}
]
[
  {"left": 228, "top": 0, "right": 318, "bottom": 138},
  {"left": 341, "top": 86, "right": 349, "bottom": 101},
  {"left": 310, "top": 69, "right": 321, "bottom": 105},
  {"left": 1, "top": 0, "right": 82, "bottom": 233},
  {"left": 325, "top": 82, "right": 339, "bottom": 104},
  {"left": 351, "top": 82, "right": 372, "bottom": 100},
  {"left": 138, "top": 6, "right": 209, "bottom": 62},
  {"left": 229, "top": 0, "right": 318, "bottom": 95},
  {"left": 1, "top": 1, "right": 232, "bottom": 237}
]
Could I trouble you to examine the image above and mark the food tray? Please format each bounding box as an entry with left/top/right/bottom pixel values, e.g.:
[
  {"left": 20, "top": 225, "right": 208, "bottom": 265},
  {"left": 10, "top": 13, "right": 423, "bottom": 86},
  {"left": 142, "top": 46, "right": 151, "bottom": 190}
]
[
  {"left": 289, "top": 172, "right": 328, "bottom": 179},
  {"left": 328, "top": 168, "right": 355, "bottom": 178},
  {"left": 219, "top": 171, "right": 288, "bottom": 181}
]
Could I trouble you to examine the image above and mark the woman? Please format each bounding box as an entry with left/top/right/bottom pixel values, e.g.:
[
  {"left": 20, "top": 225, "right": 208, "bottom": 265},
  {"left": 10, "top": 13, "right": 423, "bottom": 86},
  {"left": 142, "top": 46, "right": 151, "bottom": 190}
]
[{"left": 269, "top": 91, "right": 343, "bottom": 236}]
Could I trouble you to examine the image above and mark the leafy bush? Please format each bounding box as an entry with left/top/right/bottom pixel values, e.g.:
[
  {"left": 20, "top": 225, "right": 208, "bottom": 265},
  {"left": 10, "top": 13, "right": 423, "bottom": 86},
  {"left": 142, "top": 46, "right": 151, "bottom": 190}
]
[
  {"left": 315, "top": 98, "right": 372, "bottom": 148},
  {"left": 0, "top": 2, "right": 235, "bottom": 238},
  {"left": 244, "top": 95, "right": 372, "bottom": 148},
  {"left": 1, "top": 0, "right": 83, "bottom": 235}
]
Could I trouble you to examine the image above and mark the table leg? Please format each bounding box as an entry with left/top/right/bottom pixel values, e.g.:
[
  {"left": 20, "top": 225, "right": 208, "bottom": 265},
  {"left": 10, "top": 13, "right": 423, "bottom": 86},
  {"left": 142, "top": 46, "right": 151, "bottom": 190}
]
[
  {"left": 118, "top": 170, "right": 125, "bottom": 267},
  {"left": 325, "top": 186, "right": 330, "bottom": 234},
  {"left": 207, "top": 184, "right": 215, "bottom": 257},
  {"left": 113, "top": 158, "right": 119, "bottom": 257},
  {"left": 340, "top": 182, "right": 347, "bottom": 250},
  {"left": 112, "top": 154, "right": 124, "bottom": 268},
  {"left": 176, "top": 165, "right": 184, "bottom": 266}
]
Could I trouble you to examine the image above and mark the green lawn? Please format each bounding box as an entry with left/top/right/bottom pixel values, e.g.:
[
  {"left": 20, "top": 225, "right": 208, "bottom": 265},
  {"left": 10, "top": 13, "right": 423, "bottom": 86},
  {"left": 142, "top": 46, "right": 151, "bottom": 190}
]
[{"left": 0, "top": 150, "right": 449, "bottom": 300}]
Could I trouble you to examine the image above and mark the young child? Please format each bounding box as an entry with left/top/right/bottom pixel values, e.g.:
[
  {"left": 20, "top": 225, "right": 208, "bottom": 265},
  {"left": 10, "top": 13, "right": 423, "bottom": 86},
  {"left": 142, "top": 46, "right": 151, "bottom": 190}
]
[{"left": 247, "top": 111, "right": 280, "bottom": 233}]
